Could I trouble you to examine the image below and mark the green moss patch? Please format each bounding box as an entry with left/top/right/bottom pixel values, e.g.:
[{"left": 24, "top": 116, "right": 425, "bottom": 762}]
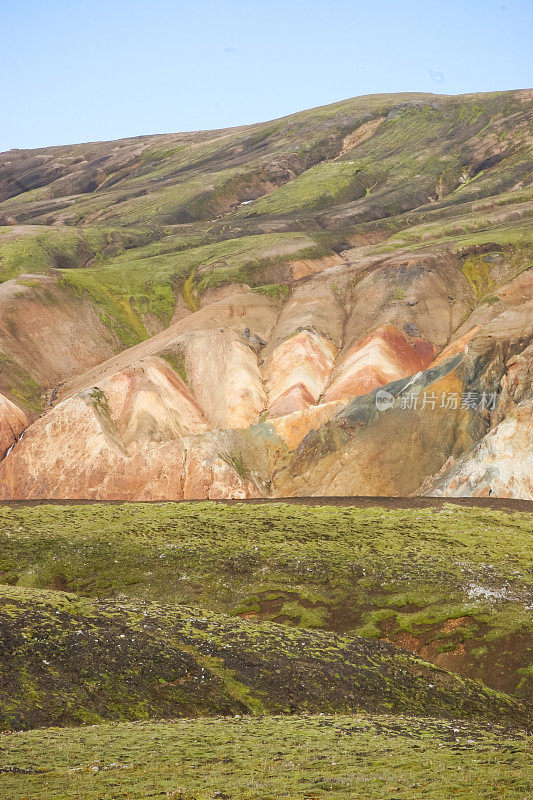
[
  {"left": 0, "top": 352, "right": 45, "bottom": 415},
  {"left": 0, "top": 713, "right": 529, "bottom": 800},
  {"left": 0, "top": 226, "right": 151, "bottom": 284}
]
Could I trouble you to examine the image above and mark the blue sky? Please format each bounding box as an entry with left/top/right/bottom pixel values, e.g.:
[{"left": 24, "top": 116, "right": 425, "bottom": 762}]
[{"left": 1, "top": 0, "right": 531, "bottom": 151}]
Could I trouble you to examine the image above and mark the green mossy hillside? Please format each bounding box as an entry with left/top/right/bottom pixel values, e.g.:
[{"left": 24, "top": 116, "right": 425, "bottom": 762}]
[
  {"left": 0, "top": 584, "right": 527, "bottom": 732},
  {"left": 0, "top": 226, "right": 152, "bottom": 284},
  {"left": 55, "top": 232, "right": 326, "bottom": 336},
  {"left": 0, "top": 352, "right": 45, "bottom": 415},
  {"left": 0, "top": 503, "right": 531, "bottom": 697},
  {"left": 239, "top": 161, "right": 380, "bottom": 215}
]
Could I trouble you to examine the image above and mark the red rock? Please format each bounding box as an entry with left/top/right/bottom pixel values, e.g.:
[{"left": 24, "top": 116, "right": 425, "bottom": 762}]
[{"left": 324, "top": 324, "right": 438, "bottom": 403}]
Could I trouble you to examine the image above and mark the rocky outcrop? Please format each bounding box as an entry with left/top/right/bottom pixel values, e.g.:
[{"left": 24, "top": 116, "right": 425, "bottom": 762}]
[
  {"left": 323, "top": 324, "right": 438, "bottom": 403},
  {"left": 0, "top": 274, "right": 123, "bottom": 397},
  {"left": 0, "top": 388, "right": 263, "bottom": 500},
  {"left": 265, "top": 330, "right": 337, "bottom": 416},
  {"left": 0, "top": 269, "right": 531, "bottom": 500},
  {"left": 0, "top": 393, "right": 27, "bottom": 460},
  {"left": 184, "top": 329, "right": 267, "bottom": 429},
  {"left": 338, "top": 253, "right": 474, "bottom": 349},
  {"left": 272, "top": 301, "right": 533, "bottom": 497},
  {"left": 418, "top": 331, "right": 533, "bottom": 499},
  {"left": 101, "top": 356, "right": 209, "bottom": 444},
  {"left": 263, "top": 281, "right": 344, "bottom": 416},
  {"left": 272, "top": 355, "right": 482, "bottom": 497},
  {"left": 417, "top": 399, "right": 533, "bottom": 498}
]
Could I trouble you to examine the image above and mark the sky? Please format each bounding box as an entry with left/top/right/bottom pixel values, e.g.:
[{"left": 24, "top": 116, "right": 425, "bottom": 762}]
[{"left": 1, "top": 0, "right": 531, "bottom": 151}]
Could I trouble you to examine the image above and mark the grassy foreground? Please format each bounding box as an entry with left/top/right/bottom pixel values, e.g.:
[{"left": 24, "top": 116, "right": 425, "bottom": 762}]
[
  {"left": 1, "top": 502, "right": 531, "bottom": 696},
  {"left": 0, "top": 714, "right": 530, "bottom": 800},
  {"left": 0, "top": 502, "right": 531, "bottom": 798}
]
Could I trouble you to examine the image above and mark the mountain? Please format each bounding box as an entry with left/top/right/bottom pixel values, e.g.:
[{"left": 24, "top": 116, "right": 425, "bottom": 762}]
[{"left": 0, "top": 89, "right": 531, "bottom": 499}]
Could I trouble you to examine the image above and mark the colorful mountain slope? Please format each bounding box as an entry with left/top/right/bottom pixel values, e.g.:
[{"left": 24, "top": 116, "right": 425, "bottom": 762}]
[{"left": 0, "top": 89, "right": 531, "bottom": 499}]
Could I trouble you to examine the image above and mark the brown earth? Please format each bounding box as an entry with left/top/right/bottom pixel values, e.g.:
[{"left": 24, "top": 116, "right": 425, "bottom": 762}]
[{"left": 379, "top": 616, "right": 531, "bottom": 696}]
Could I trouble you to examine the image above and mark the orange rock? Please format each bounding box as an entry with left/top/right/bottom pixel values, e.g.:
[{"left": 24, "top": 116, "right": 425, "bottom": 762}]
[
  {"left": 271, "top": 400, "right": 343, "bottom": 449},
  {"left": 103, "top": 357, "right": 209, "bottom": 444},
  {"left": 0, "top": 391, "right": 260, "bottom": 500},
  {"left": 291, "top": 254, "right": 344, "bottom": 280},
  {"left": 265, "top": 330, "right": 337, "bottom": 417},
  {"left": 431, "top": 326, "right": 482, "bottom": 366},
  {"left": 0, "top": 274, "right": 123, "bottom": 396},
  {"left": 324, "top": 324, "right": 438, "bottom": 402},
  {"left": 0, "top": 393, "right": 28, "bottom": 460}
]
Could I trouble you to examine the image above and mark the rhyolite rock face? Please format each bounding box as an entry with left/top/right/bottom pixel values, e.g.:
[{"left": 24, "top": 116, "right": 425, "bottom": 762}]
[
  {"left": 0, "top": 89, "right": 531, "bottom": 499},
  {"left": 0, "top": 393, "right": 27, "bottom": 461},
  {"left": 418, "top": 399, "right": 533, "bottom": 498}
]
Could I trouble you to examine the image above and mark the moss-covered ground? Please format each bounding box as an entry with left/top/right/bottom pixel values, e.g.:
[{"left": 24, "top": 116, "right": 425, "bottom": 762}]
[
  {"left": 0, "top": 713, "right": 530, "bottom": 800},
  {"left": 239, "top": 161, "right": 375, "bottom": 214},
  {"left": 0, "top": 228, "right": 330, "bottom": 346},
  {"left": 0, "top": 582, "right": 529, "bottom": 731},
  {"left": 0, "top": 351, "right": 45, "bottom": 415},
  {"left": 0, "top": 503, "right": 531, "bottom": 697},
  {"left": 0, "top": 226, "right": 152, "bottom": 284}
]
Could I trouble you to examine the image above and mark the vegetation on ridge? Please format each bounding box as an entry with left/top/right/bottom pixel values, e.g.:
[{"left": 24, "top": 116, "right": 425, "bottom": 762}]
[
  {"left": 0, "top": 503, "right": 531, "bottom": 698},
  {"left": 0, "top": 583, "right": 527, "bottom": 732}
]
